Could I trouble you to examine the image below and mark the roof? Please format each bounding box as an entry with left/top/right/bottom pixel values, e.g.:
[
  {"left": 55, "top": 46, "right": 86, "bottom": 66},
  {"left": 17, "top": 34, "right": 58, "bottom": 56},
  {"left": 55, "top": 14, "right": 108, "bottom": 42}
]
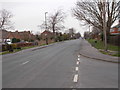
[
  {"left": 112, "top": 24, "right": 120, "bottom": 28},
  {"left": 41, "top": 30, "right": 53, "bottom": 35}
]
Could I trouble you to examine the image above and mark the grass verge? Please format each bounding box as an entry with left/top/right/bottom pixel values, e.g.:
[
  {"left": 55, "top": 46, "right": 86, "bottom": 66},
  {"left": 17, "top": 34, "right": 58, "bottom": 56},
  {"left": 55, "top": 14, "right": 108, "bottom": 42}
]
[
  {"left": 87, "top": 39, "right": 120, "bottom": 57},
  {"left": 0, "top": 44, "right": 46, "bottom": 55}
]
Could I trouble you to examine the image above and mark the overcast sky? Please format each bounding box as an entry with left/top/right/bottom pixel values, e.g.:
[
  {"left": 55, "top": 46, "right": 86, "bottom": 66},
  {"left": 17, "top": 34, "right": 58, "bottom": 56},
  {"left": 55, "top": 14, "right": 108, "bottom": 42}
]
[
  {"left": 0, "top": 0, "right": 89, "bottom": 36},
  {"left": 0, "top": 0, "right": 119, "bottom": 36}
]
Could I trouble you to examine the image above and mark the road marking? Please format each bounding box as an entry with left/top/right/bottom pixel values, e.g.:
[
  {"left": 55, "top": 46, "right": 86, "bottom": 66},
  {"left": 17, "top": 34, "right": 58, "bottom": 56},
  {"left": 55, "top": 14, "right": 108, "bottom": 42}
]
[
  {"left": 75, "top": 67, "right": 79, "bottom": 71},
  {"left": 72, "top": 89, "right": 76, "bottom": 90},
  {"left": 70, "top": 86, "right": 73, "bottom": 88},
  {"left": 22, "top": 61, "right": 29, "bottom": 65},
  {"left": 78, "top": 55, "right": 80, "bottom": 58},
  {"left": 73, "top": 74, "right": 78, "bottom": 83},
  {"left": 76, "top": 61, "right": 79, "bottom": 65},
  {"left": 78, "top": 58, "right": 80, "bottom": 61}
]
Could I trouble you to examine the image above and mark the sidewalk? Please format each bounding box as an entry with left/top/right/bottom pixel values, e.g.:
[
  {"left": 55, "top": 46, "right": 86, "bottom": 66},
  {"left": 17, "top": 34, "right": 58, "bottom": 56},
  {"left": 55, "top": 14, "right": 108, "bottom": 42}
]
[{"left": 79, "top": 39, "right": 119, "bottom": 63}]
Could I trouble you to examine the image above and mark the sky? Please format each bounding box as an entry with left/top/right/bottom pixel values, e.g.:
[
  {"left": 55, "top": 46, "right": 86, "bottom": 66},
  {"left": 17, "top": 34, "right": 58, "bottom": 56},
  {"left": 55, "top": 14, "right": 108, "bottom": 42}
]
[
  {"left": 0, "top": 0, "right": 88, "bottom": 36},
  {"left": 0, "top": 0, "right": 119, "bottom": 36}
]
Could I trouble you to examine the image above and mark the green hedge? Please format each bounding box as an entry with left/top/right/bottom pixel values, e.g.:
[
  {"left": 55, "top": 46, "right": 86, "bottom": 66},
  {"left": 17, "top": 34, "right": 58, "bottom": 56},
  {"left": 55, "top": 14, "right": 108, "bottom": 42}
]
[{"left": 1, "top": 42, "right": 34, "bottom": 52}]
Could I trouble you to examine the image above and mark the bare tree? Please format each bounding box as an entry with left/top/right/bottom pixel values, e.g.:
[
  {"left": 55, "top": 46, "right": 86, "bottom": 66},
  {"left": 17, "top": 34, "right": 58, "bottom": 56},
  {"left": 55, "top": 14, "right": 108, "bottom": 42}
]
[
  {"left": 0, "top": 9, "right": 13, "bottom": 30},
  {"left": 48, "top": 9, "right": 66, "bottom": 41},
  {"left": 72, "top": 0, "right": 120, "bottom": 50},
  {"left": 72, "top": 0, "right": 119, "bottom": 32},
  {"left": 38, "top": 21, "right": 45, "bottom": 29}
]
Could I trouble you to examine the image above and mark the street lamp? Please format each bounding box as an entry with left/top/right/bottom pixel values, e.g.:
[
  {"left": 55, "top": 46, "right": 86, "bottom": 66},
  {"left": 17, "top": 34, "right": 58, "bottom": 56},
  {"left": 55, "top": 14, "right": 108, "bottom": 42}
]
[
  {"left": 45, "top": 33, "right": 48, "bottom": 45},
  {"left": 45, "top": 12, "right": 48, "bottom": 30}
]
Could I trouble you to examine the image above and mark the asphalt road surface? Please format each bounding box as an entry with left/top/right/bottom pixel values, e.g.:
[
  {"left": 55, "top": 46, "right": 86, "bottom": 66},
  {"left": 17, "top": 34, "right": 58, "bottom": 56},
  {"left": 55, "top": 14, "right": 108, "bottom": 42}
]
[{"left": 2, "top": 39, "right": 118, "bottom": 88}]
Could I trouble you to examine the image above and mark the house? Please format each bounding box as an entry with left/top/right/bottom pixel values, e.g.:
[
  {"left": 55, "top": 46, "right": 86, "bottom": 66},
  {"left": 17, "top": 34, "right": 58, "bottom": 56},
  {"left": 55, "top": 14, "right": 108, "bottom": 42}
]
[
  {"left": 110, "top": 20, "right": 120, "bottom": 35},
  {"left": 40, "top": 30, "right": 54, "bottom": 44},
  {"left": 41, "top": 30, "right": 54, "bottom": 40},
  {"left": 0, "top": 30, "right": 36, "bottom": 43},
  {"left": 7, "top": 31, "right": 21, "bottom": 39},
  {"left": 109, "top": 20, "right": 120, "bottom": 45},
  {"left": 0, "top": 29, "right": 9, "bottom": 42}
]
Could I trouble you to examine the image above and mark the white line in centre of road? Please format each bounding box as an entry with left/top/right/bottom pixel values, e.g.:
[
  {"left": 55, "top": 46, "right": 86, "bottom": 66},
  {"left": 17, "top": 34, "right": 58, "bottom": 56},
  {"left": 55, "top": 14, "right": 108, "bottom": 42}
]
[
  {"left": 78, "top": 58, "right": 80, "bottom": 61},
  {"left": 78, "top": 55, "right": 80, "bottom": 58},
  {"left": 76, "top": 61, "right": 79, "bottom": 65},
  {"left": 75, "top": 67, "right": 79, "bottom": 71},
  {"left": 73, "top": 74, "right": 78, "bottom": 83},
  {"left": 22, "top": 61, "right": 29, "bottom": 65}
]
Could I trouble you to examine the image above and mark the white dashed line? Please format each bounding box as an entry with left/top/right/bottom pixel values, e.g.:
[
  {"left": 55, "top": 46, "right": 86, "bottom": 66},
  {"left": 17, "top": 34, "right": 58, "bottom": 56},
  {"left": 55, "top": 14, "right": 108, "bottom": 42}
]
[
  {"left": 76, "top": 61, "right": 79, "bottom": 65},
  {"left": 75, "top": 67, "right": 79, "bottom": 71},
  {"left": 78, "top": 58, "right": 80, "bottom": 61},
  {"left": 73, "top": 74, "right": 78, "bottom": 83},
  {"left": 70, "top": 86, "right": 74, "bottom": 88},
  {"left": 22, "top": 61, "right": 29, "bottom": 65},
  {"left": 78, "top": 55, "right": 80, "bottom": 58}
]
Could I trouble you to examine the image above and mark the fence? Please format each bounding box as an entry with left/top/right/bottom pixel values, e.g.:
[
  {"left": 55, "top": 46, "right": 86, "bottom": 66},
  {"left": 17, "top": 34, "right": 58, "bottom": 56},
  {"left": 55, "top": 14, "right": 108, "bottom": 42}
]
[{"left": 109, "top": 35, "right": 120, "bottom": 46}]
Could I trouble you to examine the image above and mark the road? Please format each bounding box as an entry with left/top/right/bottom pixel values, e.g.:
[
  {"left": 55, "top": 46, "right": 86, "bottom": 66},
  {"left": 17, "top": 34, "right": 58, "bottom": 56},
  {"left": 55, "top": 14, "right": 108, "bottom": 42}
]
[{"left": 2, "top": 39, "right": 118, "bottom": 88}]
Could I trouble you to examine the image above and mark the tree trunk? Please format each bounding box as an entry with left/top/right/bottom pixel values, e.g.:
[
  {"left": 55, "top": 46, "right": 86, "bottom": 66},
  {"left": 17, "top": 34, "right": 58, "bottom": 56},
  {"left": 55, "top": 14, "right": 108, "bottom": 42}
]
[{"left": 52, "top": 25, "right": 56, "bottom": 42}]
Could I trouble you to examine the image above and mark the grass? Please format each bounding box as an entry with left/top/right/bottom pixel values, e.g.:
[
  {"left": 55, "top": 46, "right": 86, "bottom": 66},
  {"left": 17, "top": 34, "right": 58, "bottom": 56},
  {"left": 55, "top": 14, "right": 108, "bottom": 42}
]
[
  {"left": 87, "top": 39, "right": 120, "bottom": 57},
  {"left": 0, "top": 48, "right": 22, "bottom": 55}
]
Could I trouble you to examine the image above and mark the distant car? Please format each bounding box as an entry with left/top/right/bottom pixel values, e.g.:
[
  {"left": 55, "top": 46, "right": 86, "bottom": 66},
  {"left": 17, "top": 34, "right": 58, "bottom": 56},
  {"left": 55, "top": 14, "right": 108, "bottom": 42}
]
[{"left": 4, "top": 39, "right": 12, "bottom": 44}]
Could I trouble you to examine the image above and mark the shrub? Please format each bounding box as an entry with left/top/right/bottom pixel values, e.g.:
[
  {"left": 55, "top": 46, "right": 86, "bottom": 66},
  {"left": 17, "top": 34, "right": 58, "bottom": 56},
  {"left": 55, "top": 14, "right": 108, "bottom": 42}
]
[
  {"left": 12, "top": 38, "right": 20, "bottom": 43},
  {"left": 1, "top": 42, "right": 34, "bottom": 52},
  {"left": 2, "top": 45, "right": 8, "bottom": 51},
  {"left": 11, "top": 44, "right": 17, "bottom": 49},
  {"left": 17, "top": 42, "right": 34, "bottom": 47}
]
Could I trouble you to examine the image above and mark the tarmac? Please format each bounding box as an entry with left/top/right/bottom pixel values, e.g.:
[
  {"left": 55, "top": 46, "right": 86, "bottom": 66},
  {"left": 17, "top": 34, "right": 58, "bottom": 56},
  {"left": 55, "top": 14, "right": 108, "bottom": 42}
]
[{"left": 79, "top": 39, "right": 119, "bottom": 63}]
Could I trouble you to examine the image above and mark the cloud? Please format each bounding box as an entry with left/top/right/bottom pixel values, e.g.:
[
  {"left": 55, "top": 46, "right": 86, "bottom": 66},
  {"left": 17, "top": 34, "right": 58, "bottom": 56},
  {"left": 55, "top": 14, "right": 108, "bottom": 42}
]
[{"left": 0, "top": 0, "right": 86, "bottom": 36}]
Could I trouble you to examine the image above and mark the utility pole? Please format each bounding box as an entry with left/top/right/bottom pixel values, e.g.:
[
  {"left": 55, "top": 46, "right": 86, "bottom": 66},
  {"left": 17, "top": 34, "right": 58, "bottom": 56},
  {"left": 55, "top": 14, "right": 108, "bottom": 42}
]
[
  {"left": 45, "top": 12, "right": 48, "bottom": 30},
  {"left": 103, "top": 0, "right": 107, "bottom": 51},
  {"left": 45, "top": 12, "right": 48, "bottom": 45}
]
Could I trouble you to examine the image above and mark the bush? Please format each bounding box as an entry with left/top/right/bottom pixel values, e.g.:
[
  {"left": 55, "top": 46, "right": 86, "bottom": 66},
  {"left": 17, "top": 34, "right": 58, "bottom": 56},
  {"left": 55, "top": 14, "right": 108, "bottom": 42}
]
[
  {"left": 8, "top": 45, "right": 13, "bottom": 52},
  {"left": 12, "top": 38, "right": 20, "bottom": 43},
  {"left": 11, "top": 44, "right": 17, "bottom": 49},
  {"left": 2, "top": 45, "right": 8, "bottom": 51},
  {"left": 17, "top": 42, "right": 34, "bottom": 47},
  {"left": 11, "top": 43, "right": 21, "bottom": 50},
  {"left": 57, "top": 36, "right": 63, "bottom": 41},
  {"left": 1, "top": 42, "right": 34, "bottom": 52}
]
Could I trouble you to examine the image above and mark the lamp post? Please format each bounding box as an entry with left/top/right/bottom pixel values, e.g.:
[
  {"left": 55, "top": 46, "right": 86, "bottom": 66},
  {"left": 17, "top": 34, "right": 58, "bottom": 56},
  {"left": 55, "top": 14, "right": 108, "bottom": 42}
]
[
  {"left": 45, "top": 33, "right": 48, "bottom": 45},
  {"left": 45, "top": 12, "right": 48, "bottom": 30}
]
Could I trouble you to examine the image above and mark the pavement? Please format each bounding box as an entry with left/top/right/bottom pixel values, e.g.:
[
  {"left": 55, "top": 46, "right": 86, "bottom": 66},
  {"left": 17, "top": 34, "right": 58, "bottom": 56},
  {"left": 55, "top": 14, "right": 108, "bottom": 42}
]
[{"left": 79, "top": 39, "right": 119, "bottom": 63}]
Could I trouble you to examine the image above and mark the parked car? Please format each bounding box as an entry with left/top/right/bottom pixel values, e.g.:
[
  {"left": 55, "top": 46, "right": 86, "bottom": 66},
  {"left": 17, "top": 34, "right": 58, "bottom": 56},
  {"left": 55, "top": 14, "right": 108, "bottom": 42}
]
[{"left": 4, "top": 39, "right": 12, "bottom": 44}]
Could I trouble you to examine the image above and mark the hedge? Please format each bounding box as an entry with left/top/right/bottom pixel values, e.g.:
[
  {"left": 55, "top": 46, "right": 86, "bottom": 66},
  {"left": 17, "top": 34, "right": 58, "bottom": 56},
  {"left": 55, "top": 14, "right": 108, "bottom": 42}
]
[{"left": 1, "top": 42, "right": 35, "bottom": 52}]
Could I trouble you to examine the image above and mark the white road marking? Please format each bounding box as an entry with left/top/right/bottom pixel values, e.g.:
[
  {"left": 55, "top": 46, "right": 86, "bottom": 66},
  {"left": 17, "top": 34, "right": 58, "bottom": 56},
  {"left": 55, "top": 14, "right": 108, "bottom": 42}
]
[
  {"left": 22, "top": 61, "right": 29, "bottom": 65},
  {"left": 73, "top": 74, "right": 78, "bottom": 83},
  {"left": 75, "top": 67, "right": 79, "bottom": 71},
  {"left": 78, "top": 55, "right": 80, "bottom": 58},
  {"left": 72, "top": 89, "right": 76, "bottom": 90},
  {"left": 70, "top": 86, "right": 73, "bottom": 88},
  {"left": 76, "top": 61, "right": 79, "bottom": 65},
  {"left": 78, "top": 58, "right": 80, "bottom": 61}
]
